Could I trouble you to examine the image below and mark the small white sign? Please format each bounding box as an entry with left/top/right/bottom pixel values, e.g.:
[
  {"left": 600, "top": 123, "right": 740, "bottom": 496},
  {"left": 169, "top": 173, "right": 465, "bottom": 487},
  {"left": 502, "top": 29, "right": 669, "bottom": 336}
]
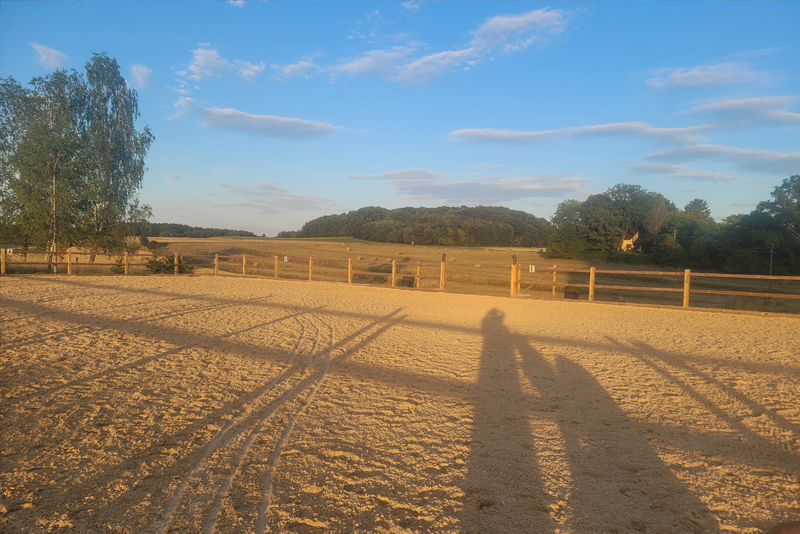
[
  {"left": 284, "top": 256, "right": 288, "bottom": 262},
  {"left": 529, "top": 265, "right": 535, "bottom": 273},
  {"left": 6, "top": 248, "right": 12, "bottom": 256}
]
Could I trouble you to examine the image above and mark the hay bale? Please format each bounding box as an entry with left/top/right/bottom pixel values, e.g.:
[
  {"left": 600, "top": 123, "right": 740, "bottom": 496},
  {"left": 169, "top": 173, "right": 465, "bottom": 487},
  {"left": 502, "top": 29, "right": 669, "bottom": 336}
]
[
  {"left": 724, "top": 295, "right": 758, "bottom": 311},
  {"left": 347, "top": 246, "right": 351, "bottom": 251},
  {"left": 564, "top": 291, "right": 579, "bottom": 300},
  {"left": 399, "top": 276, "right": 415, "bottom": 287},
  {"left": 474, "top": 264, "right": 481, "bottom": 269},
  {"left": 358, "top": 256, "right": 364, "bottom": 260},
  {"left": 612, "top": 296, "right": 624, "bottom": 303},
  {"left": 449, "top": 257, "right": 456, "bottom": 262}
]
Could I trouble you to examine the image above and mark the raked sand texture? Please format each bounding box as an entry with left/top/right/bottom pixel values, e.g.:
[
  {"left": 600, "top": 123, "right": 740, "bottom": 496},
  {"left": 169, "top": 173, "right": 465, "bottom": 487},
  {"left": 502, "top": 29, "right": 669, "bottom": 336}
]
[{"left": 1, "top": 276, "right": 798, "bottom": 534}]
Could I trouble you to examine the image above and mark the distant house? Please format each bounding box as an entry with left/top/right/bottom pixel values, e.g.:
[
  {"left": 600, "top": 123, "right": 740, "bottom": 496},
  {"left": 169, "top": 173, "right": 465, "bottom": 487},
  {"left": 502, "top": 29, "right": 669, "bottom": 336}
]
[{"left": 620, "top": 230, "right": 639, "bottom": 251}]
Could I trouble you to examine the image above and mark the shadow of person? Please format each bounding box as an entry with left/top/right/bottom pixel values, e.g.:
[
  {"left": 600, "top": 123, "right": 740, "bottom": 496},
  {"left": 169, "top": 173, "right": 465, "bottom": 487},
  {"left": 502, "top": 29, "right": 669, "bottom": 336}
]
[
  {"left": 460, "top": 308, "right": 716, "bottom": 533},
  {"left": 460, "top": 308, "right": 559, "bottom": 533}
]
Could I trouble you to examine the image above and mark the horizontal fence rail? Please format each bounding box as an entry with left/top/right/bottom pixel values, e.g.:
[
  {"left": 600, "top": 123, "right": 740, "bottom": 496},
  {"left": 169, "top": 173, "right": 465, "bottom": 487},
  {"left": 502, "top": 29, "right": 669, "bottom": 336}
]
[
  {"left": 2, "top": 248, "right": 797, "bottom": 313},
  {"left": 509, "top": 255, "right": 800, "bottom": 313},
  {"left": 0, "top": 249, "right": 449, "bottom": 293}
]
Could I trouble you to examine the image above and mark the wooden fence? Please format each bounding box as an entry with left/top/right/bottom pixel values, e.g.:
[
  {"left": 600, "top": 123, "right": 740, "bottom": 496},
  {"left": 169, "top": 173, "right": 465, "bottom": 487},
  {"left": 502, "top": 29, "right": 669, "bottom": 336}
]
[
  {"left": 509, "top": 255, "right": 800, "bottom": 311},
  {"left": 0, "top": 249, "right": 448, "bottom": 292}
]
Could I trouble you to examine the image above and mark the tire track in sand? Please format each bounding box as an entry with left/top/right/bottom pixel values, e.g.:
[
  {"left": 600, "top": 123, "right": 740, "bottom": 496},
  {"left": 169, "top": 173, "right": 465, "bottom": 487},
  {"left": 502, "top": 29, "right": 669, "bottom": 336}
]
[
  {"left": 201, "top": 309, "right": 332, "bottom": 534},
  {"left": 157, "top": 304, "right": 315, "bottom": 534}
]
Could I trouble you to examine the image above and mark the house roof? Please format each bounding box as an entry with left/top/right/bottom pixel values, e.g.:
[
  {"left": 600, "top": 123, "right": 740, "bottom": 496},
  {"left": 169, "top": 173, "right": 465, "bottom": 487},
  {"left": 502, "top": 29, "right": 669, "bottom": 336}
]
[{"left": 623, "top": 230, "right": 639, "bottom": 241}]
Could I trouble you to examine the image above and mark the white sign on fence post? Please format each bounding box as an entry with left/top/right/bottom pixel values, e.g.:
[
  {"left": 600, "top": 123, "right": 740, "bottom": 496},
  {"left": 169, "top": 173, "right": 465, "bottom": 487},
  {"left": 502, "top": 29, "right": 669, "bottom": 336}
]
[
  {"left": 6, "top": 249, "right": 12, "bottom": 256},
  {"left": 284, "top": 256, "right": 288, "bottom": 262},
  {"left": 529, "top": 265, "right": 535, "bottom": 273}
]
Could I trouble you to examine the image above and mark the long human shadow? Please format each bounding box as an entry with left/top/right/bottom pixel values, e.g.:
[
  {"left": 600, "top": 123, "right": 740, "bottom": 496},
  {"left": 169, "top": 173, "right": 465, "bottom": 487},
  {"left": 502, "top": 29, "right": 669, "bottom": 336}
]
[{"left": 461, "top": 309, "right": 717, "bottom": 533}]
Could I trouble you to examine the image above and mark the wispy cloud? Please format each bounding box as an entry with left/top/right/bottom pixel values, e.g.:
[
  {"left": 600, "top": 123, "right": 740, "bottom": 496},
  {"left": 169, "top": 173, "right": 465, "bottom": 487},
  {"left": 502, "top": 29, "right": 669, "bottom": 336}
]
[
  {"left": 167, "top": 173, "right": 184, "bottom": 182},
  {"left": 332, "top": 8, "right": 570, "bottom": 84},
  {"left": 185, "top": 45, "right": 265, "bottom": 81},
  {"left": 215, "top": 181, "right": 335, "bottom": 213},
  {"left": 630, "top": 163, "right": 736, "bottom": 182},
  {"left": 348, "top": 168, "right": 589, "bottom": 203},
  {"left": 168, "top": 97, "right": 194, "bottom": 120},
  {"left": 29, "top": 43, "right": 67, "bottom": 69},
  {"left": 187, "top": 46, "right": 231, "bottom": 80},
  {"left": 451, "top": 122, "right": 707, "bottom": 145},
  {"left": 271, "top": 59, "right": 319, "bottom": 81},
  {"left": 402, "top": 1, "right": 422, "bottom": 11},
  {"left": 235, "top": 60, "right": 266, "bottom": 80},
  {"left": 645, "top": 61, "right": 772, "bottom": 88},
  {"left": 129, "top": 64, "right": 153, "bottom": 89},
  {"left": 688, "top": 96, "right": 800, "bottom": 129},
  {"left": 198, "top": 107, "right": 343, "bottom": 139},
  {"left": 332, "top": 47, "right": 415, "bottom": 77},
  {"left": 644, "top": 144, "right": 800, "bottom": 175}
]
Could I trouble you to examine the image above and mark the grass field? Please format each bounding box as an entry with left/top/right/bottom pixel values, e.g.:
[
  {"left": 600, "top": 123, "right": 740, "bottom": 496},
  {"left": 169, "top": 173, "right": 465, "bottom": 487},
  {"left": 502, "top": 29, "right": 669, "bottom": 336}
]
[{"left": 1, "top": 276, "right": 798, "bottom": 533}]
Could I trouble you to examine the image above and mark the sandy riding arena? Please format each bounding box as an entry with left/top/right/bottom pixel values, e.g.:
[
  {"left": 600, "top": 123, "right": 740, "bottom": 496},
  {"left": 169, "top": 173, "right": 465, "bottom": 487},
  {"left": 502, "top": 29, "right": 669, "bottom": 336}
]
[{"left": 1, "top": 276, "right": 799, "bottom": 533}]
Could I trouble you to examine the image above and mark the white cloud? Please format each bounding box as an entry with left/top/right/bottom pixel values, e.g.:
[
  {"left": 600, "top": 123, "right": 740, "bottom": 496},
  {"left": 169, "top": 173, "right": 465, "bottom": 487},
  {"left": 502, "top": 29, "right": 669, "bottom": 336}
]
[
  {"left": 198, "top": 107, "right": 343, "bottom": 139},
  {"left": 129, "top": 64, "right": 153, "bottom": 89},
  {"left": 168, "top": 97, "right": 194, "bottom": 120},
  {"left": 235, "top": 60, "right": 266, "bottom": 80},
  {"left": 644, "top": 144, "right": 800, "bottom": 175},
  {"left": 645, "top": 61, "right": 771, "bottom": 88},
  {"left": 451, "top": 122, "right": 707, "bottom": 145},
  {"left": 332, "top": 47, "right": 415, "bottom": 77},
  {"left": 215, "top": 181, "right": 335, "bottom": 213},
  {"left": 29, "top": 43, "right": 67, "bottom": 69},
  {"left": 271, "top": 59, "right": 318, "bottom": 81},
  {"left": 183, "top": 46, "right": 265, "bottom": 82},
  {"left": 227, "top": 0, "right": 245, "bottom": 6},
  {"left": 402, "top": 1, "right": 422, "bottom": 11},
  {"left": 688, "top": 96, "right": 800, "bottom": 129},
  {"left": 630, "top": 163, "right": 736, "bottom": 182},
  {"left": 167, "top": 173, "right": 184, "bottom": 182},
  {"left": 347, "top": 168, "right": 589, "bottom": 203},
  {"left": 187, "top": 46, "right": 232, "bottom": 80},
  {"left": 327, "top": 8, "right": 570, "bottom": 84}
]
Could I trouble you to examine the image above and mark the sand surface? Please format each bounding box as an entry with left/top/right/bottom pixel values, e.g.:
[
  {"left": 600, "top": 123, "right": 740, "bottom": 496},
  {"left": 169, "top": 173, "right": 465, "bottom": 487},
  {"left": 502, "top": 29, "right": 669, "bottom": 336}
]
[{"left": 1, "top": 276, "right": 798, "bottom": 533}]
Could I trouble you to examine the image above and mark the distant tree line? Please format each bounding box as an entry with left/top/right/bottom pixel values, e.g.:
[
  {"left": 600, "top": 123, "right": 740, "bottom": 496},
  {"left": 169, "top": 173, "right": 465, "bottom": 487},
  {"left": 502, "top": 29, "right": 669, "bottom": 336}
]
[
  {"left": 278, "top": 206, "right": 554, "bottom": 247},
  {"left": 548, "top": 177, "right": 800, "bottom": 274},
  {"left": 141, "top": 222, "right": 256, "bottom": 239}
]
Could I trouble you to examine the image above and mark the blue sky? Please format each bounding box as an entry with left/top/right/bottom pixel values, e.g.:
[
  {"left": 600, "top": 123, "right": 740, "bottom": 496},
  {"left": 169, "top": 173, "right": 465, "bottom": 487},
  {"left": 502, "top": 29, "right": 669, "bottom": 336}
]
[{"left": 3, "top": 1, "right": 799, "bottom": 235}]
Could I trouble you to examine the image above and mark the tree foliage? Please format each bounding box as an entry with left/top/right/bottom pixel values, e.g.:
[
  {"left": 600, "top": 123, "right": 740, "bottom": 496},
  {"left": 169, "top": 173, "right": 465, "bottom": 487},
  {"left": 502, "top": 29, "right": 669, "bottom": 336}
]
[
  {"left": 547, "top": 180, "right": 800, "bottom": 274},
  {"left": 283, "top": 206, "right": 554, "bottom": 247},
  {"left": 0, "top": 53, "right": 153, "bottom": 254}
]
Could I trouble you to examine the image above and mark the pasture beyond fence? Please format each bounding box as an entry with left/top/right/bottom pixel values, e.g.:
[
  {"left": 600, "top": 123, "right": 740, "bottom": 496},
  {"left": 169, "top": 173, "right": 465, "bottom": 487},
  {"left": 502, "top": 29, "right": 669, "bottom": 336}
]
[{"left": 2, "top": 248, "right": 799, "bottom": 314}]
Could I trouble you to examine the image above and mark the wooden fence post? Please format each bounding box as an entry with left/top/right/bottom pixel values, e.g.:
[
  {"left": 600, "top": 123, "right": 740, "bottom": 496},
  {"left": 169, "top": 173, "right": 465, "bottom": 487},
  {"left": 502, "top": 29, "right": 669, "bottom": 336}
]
[
  {"left": 242, "top": 255, "right": 246, "bottom": 276},
  {"left": 274, "top": 256, "right": 278, "bottom": 279},
  {"left": 309, "top": 257, "right": 313, "bottom": 281},
  {"left": 517, "top": 265, "right": 522, "bottom": 295},
  {"left": 174, "top": 253, "right": 179, "bottom": 275},
  {"left": 124, "top": 252, "right": 129, "bottom": 275},
  {"left": 552, "top": 265, "right": 557, "bottom": 296},
  {"left": 416, "top": 264, "right": 421, "bottom": 288},
  {"left": 510, "top": 255, "right": 517, "bottom": 296},
  {"left": 440, "top": 253, "right": 447, "bottom": 293},
  {"left": 348, "top": 258, "right": 353, "bottom": 284},
  {"left": 589, "top": 267, "right": 596, "bottom": 301},
  {"left": 67, "top": 250, "right": 71, "bottom": 275},
  {"left": 683, "top": 269, "right": 691, "bottom": 307},
  {"left": 392, "top": 260, "right": 397, "bottom": 287},
  {"left": 214, "top": 254, "right": 219, "bottom": 276},
  {"left": 1, "top": 248, "right": 5, "bottom": 275}
]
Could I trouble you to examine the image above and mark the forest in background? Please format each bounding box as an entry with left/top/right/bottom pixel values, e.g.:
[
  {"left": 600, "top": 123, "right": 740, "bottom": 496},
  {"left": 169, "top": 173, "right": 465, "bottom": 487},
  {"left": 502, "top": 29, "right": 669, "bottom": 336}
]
[
  {"left": 280, "top": 176, "right": 800, "bottom": 275},
  {"left": 276, "top": 206, "right": 553, "bottom": 248}
]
